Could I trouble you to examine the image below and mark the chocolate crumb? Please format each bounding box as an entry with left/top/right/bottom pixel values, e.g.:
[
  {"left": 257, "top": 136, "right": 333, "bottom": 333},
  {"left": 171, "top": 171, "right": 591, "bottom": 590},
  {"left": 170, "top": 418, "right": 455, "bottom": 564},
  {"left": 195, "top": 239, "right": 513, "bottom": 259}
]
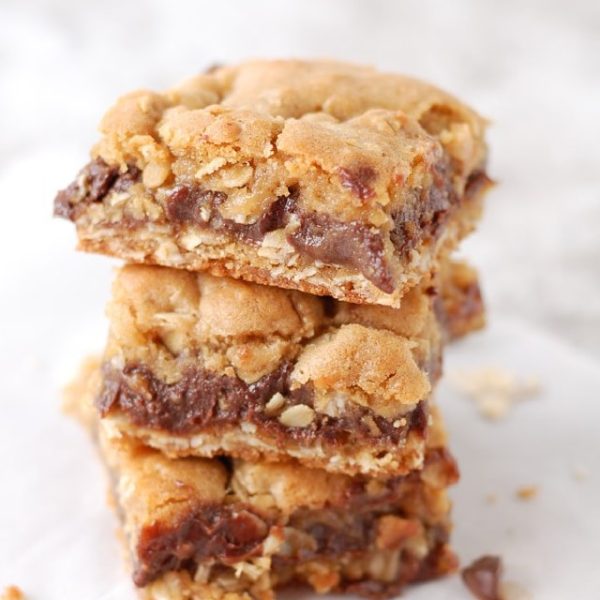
[{"left": 462, "top": 555, "right": 502, "bottom": 600}]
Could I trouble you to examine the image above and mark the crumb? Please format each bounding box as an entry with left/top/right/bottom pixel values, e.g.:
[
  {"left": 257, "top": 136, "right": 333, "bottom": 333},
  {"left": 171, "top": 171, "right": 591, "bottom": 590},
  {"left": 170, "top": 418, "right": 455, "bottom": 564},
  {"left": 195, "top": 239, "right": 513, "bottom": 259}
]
[
  {"left": 515, "top": 485, "right": 538, "bottom": 501},
  {"left": 572, "top": 465, "right": 589, "bottom": 481},
  {"left": 499, "top": 580, "right": 533, "bottom": 600},
  {"left": 462, "top": 555, "right": 502, "bottom": 599},
  {"left": 1, "top": 586, "right": 25, "bottom": 600},
  {"left": 106, "top": 487, "right": 117, "bottom": 509},
  {"left": 485, "top": 493, "right": 497, "bottom": 504},
  {"left": 450, "top": 367, "right": 540, "bottom": 420}
]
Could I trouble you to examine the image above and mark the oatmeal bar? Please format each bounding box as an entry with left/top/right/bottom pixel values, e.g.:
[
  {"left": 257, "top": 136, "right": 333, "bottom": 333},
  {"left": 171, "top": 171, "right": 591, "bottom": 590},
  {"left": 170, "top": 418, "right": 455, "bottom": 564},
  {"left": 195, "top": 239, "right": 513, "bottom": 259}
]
[
  {"left": 95, "top": 263, "right": 446, "bottom": 477},
  {"left": 54, "top": 60, "right": 491, "bottom": 307},
  {"left": 68, "top": 362, "right": 458, "bottom": 599}
]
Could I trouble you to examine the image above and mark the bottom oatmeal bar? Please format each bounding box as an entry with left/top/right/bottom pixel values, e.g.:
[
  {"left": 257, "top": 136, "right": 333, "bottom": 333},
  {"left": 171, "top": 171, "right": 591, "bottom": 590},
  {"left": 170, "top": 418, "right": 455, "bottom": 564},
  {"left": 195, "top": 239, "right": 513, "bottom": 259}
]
[{"left": 67, "top": 362, "right": 459, "bottom": 600}]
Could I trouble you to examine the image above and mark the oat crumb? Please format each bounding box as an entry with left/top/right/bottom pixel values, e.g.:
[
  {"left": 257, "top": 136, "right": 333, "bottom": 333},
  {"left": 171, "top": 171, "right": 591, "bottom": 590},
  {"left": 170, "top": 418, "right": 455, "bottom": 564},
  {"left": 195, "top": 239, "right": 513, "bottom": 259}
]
[
  {"left": 450, "top": 367, "right": 540, "bottom": 421},
  {"left": 500, "top": 580, "right": 533, "bottom": 600},
  {"left": 485, "top": 493, "right": 497, "bottom": 504},
  {"left": 572, "top": 465, "right": 589, "bottom": 481},
  {"left": 516, "top": 485, "right": 538, "bottom": 501},
  {"left": 1, "top": 586, "right": 25, "bottom": 600}
]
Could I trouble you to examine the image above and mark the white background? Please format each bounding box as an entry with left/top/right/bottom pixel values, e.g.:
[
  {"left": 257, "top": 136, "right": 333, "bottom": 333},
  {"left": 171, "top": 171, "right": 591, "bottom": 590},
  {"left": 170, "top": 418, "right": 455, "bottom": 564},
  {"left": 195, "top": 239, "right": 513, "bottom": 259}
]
[{"left": 0, "top": 1, "right": 599, "bottom": 599}]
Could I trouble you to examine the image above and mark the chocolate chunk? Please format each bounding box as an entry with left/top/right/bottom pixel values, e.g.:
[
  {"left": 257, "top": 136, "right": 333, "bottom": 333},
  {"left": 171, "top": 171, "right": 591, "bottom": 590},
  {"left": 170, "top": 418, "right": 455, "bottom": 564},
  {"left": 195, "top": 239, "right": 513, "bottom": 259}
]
[
  {"left": 97, "top": 362, "right": 418, "bottom": 446},
  {"left": 53, "top": 159, "right": 140, "bottom": 221},
  {"left": 165, "top": 184, "right": 293, "bottom": 243},
  {"left": 53, "top": 181, "right": 81, "bottom": 220},
  {"left": 339, "top": 166, "right": 377, "bottom": 200},
  {"left": 304, "top": 519, "right": 371, "bottom": 556},
  {"left": 390, "top": 158, "right": 458, "bottom": 258},
  {"left": 113, "top": 164, "right": 142, "bottom": 193},
  {"left": 250, "top": 194, "right": 292, "bottom": 236},
  {"left": 409, "top": 401, "right": 428, "bottom": 435},
  {"left": 134, "top": 505, "right": 269, "bottom": 586},
  {"left": 462, "top": 555, "right": 503, "bottom": 600},
  {"left": 86, "top": 159, "right": 120, "bottom": 201},
  {"left": 165, "top": 185, "right": 226, "bottom": 223},
  {"left": 289, "top": 214, "right": 395, "bottom": 293}
]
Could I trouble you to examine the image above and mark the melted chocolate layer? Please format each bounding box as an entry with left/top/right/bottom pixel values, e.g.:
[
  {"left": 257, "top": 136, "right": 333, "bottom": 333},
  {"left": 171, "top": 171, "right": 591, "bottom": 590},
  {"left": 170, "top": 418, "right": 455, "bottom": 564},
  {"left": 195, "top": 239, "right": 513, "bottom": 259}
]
[
  {"left": 288, "top": 214, "right": 394, "bottom": 293},
  {"left": 54, "top": 157, "right": 486, "bottom": 293},
  {"left": 134, "top": 505, "right": 269, "bottom": 586},
  {"left": 98, "top": 361, "right": 426, "bottom": 446}
]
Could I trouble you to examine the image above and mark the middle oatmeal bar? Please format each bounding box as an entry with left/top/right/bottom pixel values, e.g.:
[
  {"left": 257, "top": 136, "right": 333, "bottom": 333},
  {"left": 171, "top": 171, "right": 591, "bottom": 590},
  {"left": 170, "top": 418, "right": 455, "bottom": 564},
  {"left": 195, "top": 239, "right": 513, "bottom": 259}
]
[{"left": 95, "top": 260, "right": 478, "bottom": 477}]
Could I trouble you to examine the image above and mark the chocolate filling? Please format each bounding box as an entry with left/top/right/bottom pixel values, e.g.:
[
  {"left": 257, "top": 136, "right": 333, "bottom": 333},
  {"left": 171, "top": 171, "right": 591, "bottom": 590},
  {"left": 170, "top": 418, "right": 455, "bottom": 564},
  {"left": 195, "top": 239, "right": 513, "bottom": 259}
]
[
  {"left": 164, "top": 185, "right": 396, "bottom": 291},
  {"left": 98, "top": 361, "right": 427, "bottom": 446},
  {"left": 54, "top": 158, "right": 487, "bottom": 293},
  {"left": 134, "top": 505, "right": 269, "bottom": 586},
  {"left": 164, "top": 184, "right": 291, "bottom": 244},
  {"left": 288, "top": 213, "right": 395, "bottom": 293}
]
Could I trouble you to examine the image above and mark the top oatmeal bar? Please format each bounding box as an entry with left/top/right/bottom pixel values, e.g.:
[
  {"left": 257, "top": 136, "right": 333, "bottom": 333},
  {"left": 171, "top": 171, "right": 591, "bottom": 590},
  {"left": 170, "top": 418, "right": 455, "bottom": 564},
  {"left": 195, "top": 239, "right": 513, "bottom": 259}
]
[{"left": 54, "top": 60, "right": 491, "bottom": 306}]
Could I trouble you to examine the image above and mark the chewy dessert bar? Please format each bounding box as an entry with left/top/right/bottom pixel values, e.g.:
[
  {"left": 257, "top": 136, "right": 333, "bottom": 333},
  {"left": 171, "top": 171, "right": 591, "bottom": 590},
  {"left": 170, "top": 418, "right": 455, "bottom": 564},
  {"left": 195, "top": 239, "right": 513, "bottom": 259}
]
[
  {"left": 96, "top": 259, "right": 482, "bottom": 477},
  {"left": 54, "top": 60, "right": 491, "bottom": 307},
  {"left": 96, "top": 263, "right": 446, "bottom": 478},
  {"left": 67, "top": 361, "right": 459, "bottom": 600}
]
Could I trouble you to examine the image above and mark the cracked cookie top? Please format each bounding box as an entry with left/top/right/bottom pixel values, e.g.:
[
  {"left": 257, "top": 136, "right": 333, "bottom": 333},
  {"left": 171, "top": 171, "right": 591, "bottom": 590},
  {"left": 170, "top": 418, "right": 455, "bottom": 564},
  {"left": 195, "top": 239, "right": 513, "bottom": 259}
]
[{"left": 91, "top": 60, "right": 487, "bottom": 227}]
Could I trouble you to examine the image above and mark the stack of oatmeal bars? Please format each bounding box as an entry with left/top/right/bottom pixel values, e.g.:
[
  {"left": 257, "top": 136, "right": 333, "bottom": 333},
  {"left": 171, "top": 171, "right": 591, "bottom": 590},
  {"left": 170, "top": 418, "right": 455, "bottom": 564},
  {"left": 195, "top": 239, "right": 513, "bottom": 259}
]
[{"left": 55, "top": 60, "right": 491, "bottom": 600}]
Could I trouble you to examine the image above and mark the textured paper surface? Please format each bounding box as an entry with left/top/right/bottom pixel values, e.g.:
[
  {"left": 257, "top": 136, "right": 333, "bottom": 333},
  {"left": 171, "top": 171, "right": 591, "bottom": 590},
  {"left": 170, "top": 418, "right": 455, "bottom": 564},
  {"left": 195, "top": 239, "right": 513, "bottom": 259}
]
[{"left": 1, "top": 317, "right": 599, "bottom": 599}]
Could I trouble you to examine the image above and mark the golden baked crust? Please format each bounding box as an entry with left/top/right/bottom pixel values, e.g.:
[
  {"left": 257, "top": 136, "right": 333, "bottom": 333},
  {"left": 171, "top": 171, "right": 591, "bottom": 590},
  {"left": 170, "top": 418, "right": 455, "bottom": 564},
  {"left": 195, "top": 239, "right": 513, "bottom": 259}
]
[
  {"left": 54, "top": 59, "right": 491, "bottom": 307},
  {"left": 69, "top": 362, "right": 458, "bottom": 599}
]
